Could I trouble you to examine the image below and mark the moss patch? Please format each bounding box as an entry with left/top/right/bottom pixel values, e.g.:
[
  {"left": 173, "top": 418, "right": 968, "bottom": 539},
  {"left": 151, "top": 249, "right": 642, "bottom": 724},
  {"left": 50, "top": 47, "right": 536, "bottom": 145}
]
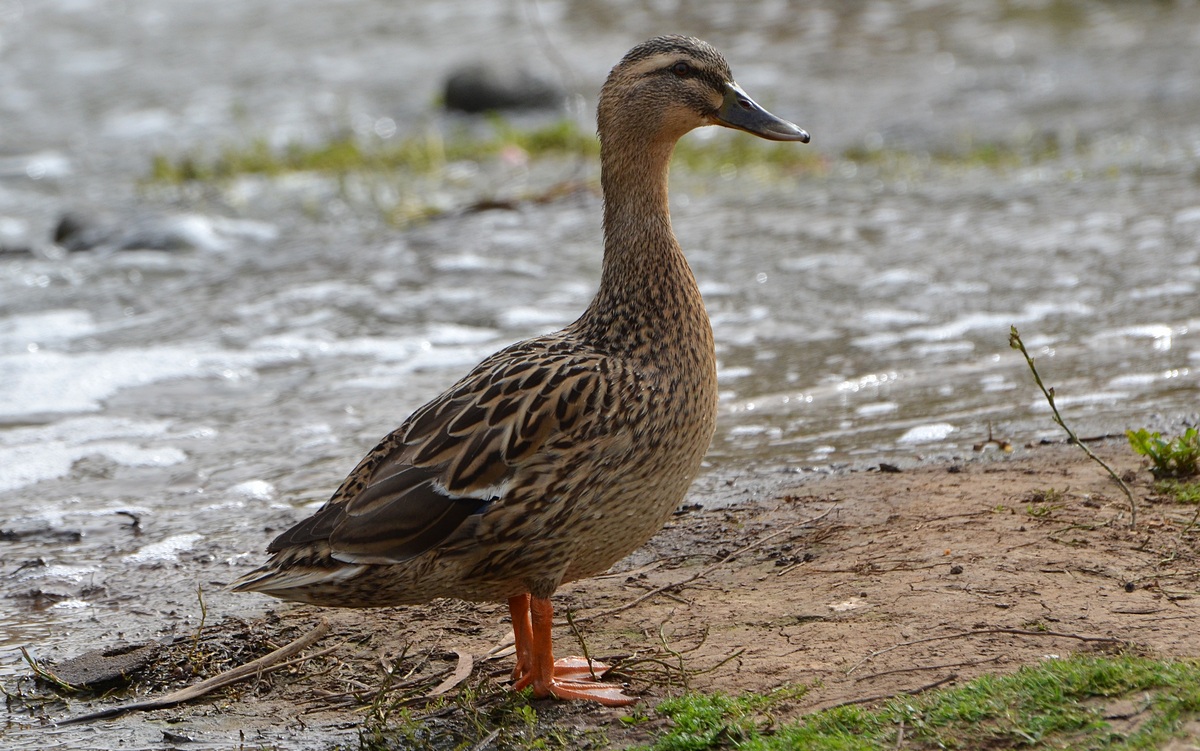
[{"left": 638, "top": 655, "right": 1200, "bottom": 751}]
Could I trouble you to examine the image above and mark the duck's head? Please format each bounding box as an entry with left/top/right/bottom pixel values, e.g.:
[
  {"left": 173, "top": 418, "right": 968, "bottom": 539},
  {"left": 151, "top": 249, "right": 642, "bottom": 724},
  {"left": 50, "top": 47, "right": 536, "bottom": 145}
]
[{"left": 598, "top": 35, "right": 809, "bottom": 147}]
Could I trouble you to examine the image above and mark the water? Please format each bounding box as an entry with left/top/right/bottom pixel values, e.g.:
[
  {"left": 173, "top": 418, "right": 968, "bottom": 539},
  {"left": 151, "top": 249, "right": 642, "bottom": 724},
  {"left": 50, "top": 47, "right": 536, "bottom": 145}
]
[{"left": 1, "top": 0, "right": 1198, "bottom": 744}]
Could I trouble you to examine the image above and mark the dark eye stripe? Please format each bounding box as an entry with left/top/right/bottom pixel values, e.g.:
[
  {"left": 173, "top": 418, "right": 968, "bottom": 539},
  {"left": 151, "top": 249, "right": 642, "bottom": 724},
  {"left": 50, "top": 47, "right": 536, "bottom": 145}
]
[{"left": 634, "top": 57, "right": 727, "bottom": 91}]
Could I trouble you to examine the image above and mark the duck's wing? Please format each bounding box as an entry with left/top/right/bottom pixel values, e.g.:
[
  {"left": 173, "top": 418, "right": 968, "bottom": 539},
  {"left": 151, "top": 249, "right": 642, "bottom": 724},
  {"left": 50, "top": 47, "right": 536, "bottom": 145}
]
[{"left": 267, "top": 345, "right": 611, "bottom": 565}]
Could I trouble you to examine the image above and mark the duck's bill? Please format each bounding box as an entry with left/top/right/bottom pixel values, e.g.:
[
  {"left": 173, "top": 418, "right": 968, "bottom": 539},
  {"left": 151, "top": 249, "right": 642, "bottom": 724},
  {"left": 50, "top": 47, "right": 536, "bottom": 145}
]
[{"left": 715, "top": 82, "right": 810, "bottom": 143}]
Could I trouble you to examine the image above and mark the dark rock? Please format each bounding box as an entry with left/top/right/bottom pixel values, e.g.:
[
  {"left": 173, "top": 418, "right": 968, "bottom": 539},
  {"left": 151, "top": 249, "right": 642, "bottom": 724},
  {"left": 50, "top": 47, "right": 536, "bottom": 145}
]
[
  {"left": 54, "top": 212, "right": 113, "bottom": 252},
  {"left": 443, "top": 63, "right": 564, "bottom": 113},
  {"left": 53, "top": 211, "right": 278, "bottom": 253},
  {"left": 50, "top": 642, "right": 161, "bottom": 687}
]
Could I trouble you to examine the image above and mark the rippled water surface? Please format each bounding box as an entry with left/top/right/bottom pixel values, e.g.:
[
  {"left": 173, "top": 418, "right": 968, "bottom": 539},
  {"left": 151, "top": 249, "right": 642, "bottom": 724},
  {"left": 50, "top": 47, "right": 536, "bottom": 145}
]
[{"left": 1, "top": 0, "right": 1198, "bottom": 746}]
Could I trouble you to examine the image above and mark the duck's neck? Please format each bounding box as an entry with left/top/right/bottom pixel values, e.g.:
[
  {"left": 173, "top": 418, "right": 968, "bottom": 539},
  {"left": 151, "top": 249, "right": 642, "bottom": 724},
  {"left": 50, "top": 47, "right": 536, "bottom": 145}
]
[{"left": 575, "top": 133, "right": 713, "bottom": 361}]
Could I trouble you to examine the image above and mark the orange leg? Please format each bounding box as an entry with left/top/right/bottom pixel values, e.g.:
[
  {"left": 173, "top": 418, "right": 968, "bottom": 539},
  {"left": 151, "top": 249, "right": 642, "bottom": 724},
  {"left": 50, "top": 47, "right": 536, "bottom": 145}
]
[
  {"left": 506, "top": 594, "right": 636, "bottom": 706},
  {"left": 508, "top": 594, "right": 534, "bottom": 683}
]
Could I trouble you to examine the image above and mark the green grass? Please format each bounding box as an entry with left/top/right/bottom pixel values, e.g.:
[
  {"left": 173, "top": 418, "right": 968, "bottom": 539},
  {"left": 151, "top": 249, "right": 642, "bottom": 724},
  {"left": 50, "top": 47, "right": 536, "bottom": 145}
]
[
  {"left": 1153, "top": 479, "right": 1200, "bottom": 504},
  {"left": 149, "top": 118, "right": 600, "bottom": 183},
  {"left": 1128, "top": 428, "right": 1200, "bottom": 479},
  {"left": 636, "top": 655, "right": 1200, "bottom": 751},
  {"left": 1026, "top": 488, "right": 1066, "bottom": 518},
  {"left": 148, "top": 113, "right": 1087, "bottom": 190},
  {"left": 635, "top": 688, "right": 806, "bottom": 751},
  {"left": 147, "top": 117, "right": 826, "bottom": 185},
  {"left": 843, "top": 130, "right": 1066, "bottom": 172}
]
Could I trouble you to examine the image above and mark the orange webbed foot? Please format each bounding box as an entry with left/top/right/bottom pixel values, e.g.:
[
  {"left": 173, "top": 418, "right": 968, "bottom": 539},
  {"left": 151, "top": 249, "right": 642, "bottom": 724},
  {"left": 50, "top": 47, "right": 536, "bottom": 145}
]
[
  {"left": 515, "top": 656, "right": 635, "bottom": 705},
  {"left": 507, "top": 594, "right": 638, "bottom": 706},
  {"left": 542, "top": 677, "right": 636, "bottom": 705},
  {"left": 550, "top": 657, "right": 636, "bottom": 705}
]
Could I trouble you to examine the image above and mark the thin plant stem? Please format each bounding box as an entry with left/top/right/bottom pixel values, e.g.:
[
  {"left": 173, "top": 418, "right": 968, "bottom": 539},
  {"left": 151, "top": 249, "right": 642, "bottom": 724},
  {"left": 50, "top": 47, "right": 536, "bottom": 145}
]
[
  {"left": 563, "top": 607, "right": 598, "bottom": 682},
  {"left": 188, "top": 583, "right": 208, "bottom": 666},
  {"left": 1009, "top": 326, "right": 1137, "bottom": 528},
  {"left": 19, "top": 646, "right": 79, "bottom": 693}
]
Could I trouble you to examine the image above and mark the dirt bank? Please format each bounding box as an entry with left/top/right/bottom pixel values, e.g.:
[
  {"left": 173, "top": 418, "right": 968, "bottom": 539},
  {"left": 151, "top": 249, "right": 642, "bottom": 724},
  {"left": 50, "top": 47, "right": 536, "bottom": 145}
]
[{"left": 9, "top": 440, "right": 1199, "bottom": 749}]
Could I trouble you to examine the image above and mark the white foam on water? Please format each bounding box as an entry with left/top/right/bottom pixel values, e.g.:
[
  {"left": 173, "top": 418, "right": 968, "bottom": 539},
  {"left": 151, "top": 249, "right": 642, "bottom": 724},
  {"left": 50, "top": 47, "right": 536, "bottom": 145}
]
[
  {"left": 898, "top": 423, "right": 957, "bottom": 444},
  {"left": 852, "top": 331, "right": 904, "bottom": 349},
  {"left": 718, "top": 365, "right": 753, "bottom": 382},
  {"left": 420, "top": 323, "right": 501, "bottom": 346},
  {"left": 728, "top": 424, "right": 778, "bottom": 437},
  {"left": 855, "top": 402, "right": 898, "bottom": 417},
  {"left": 123, "top": 533, "right": 204, "bottom": 564},
  {"left": 340, "top": 347, "right": 497, "bottom": 390},
  {"left": 837, "top": 372, "right": 901, "bottom": 394},
  {"left": 1173, "top": 206, "right": 1200, "bottom": 225},
  {"left": 0, "top": 345, "right": 297, "bottom": 418},
  {"left": 496, "top": 306, "right": 573, "bottom": 330},
  {"left": 252, "top": 333, "right": 423, "bottom": 362},
  {"left": 230, "top": 480, "right": 275, "bottom": 502},
  {"left": 1089, "top": 324, "right": 1176, "bottom": 350},
  {"left": 860, "top": 308, "right": 928, "bottom": 326},
  {"left": 50, "top": 599, "right": 95, "bottom": 610},
  {"left": 14, "top": 563, "right": 99, "bottom": 583},
  {"left": 0, "top": 440, "right": 186, "bottom": 493},
  {"left": 0, "top": 416, "right": 183, "bottom": 493},
  {"left": 431, "top": 253, "right": 544, "bottom": 278},
  {"left": 899, "top": 301, "right": 1094, "bottom": 343},
  {"left": 0, "top": 309, "right": 98, "bottom": 352},
  {"left": 0, "top": 416, "right": 171, "bottom": 446},
  {"left": 254, "top": 332, "right": 503, "bottom": 375},
  {"left": 1034, "top": 391, "right": 1130, "bottom": 409},
  {"left": 1108, "top": 373, "right": 1164, "bottom": 388},
  {"left": 1127, "top": 282, "right": 1196, "bottom": 300},
  {"left": 863, "top": 267, "right": 933, "bottom": 287}
]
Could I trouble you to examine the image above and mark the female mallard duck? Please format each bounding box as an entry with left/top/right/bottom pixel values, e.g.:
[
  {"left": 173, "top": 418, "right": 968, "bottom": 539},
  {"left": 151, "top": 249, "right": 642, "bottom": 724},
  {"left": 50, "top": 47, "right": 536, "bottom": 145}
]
[{"left": 233, "top": 35, "right": 808, "bottom": 705}]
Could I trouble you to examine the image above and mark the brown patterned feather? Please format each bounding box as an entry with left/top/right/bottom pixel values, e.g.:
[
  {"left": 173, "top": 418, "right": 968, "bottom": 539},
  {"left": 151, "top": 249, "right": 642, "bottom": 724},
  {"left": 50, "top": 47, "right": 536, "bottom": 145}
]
[
  {"left": 232, "top": 35, "right": 808, "bottom": 620},
  {"left": 258, "top": 340, "right": 615, "bottom": 572}
]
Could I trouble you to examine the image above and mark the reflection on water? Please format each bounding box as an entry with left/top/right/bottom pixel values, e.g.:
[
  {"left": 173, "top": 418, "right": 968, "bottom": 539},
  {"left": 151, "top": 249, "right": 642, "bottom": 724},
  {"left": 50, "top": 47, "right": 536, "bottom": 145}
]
[{"left": 0, "top": 3, "right": 1198, "bottom": 743}]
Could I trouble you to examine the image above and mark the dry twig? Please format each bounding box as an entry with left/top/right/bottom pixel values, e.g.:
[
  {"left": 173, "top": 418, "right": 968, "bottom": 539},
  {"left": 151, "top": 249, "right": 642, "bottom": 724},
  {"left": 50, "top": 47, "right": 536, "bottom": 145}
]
[
  {"left": 57, "top": 619, "right": 332, "bottom": 726},
  {"left": 848, "top": 626, "right": 1125, "bottom": 675},
  {"left": 854, "top": 655, "right": 1002, "bottom": 683}
]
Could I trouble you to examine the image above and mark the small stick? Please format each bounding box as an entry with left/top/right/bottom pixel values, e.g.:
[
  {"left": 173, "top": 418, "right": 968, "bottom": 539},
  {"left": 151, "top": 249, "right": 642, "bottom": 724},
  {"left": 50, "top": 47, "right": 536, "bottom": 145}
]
[
  {"left": 260, "top": 642, "right": 345, "bottom": 674},
  {"left": 854, "top": 655, "right": 1002, "bottom": 682},
  {"left": 848, "top": 627, "right": 1124, "bottom": 675},
  {"left": 563, "top": 607, "right": 599, "bottom": 681},
  {"left": 56, "top": 618, "right": 331, "bottom": 726}
]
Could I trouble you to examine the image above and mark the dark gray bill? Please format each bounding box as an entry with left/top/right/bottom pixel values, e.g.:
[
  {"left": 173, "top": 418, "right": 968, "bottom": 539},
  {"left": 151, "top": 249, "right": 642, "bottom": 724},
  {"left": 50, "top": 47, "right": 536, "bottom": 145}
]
[{"left": 715, "top": 82, "right": 810, "bottom": 143}]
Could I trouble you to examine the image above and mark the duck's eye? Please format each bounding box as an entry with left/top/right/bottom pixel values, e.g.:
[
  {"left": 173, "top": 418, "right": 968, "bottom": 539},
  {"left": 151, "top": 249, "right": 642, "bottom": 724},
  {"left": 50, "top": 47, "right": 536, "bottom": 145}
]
[{"left": 671, "top": 61, "right": 692, "bottom": 77}]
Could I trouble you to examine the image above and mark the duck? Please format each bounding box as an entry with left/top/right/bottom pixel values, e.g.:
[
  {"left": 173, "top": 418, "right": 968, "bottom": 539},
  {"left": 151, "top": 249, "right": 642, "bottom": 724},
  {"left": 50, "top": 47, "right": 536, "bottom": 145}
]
[{"left": 232, "top": 34, "right": 809, "bottom": 706}]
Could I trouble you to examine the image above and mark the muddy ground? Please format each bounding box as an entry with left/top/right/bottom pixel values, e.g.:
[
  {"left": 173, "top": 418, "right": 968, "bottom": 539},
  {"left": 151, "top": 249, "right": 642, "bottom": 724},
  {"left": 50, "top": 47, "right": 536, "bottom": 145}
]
[{"left": 10, "top": 439, "right": 1200, "bottom": 749}]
